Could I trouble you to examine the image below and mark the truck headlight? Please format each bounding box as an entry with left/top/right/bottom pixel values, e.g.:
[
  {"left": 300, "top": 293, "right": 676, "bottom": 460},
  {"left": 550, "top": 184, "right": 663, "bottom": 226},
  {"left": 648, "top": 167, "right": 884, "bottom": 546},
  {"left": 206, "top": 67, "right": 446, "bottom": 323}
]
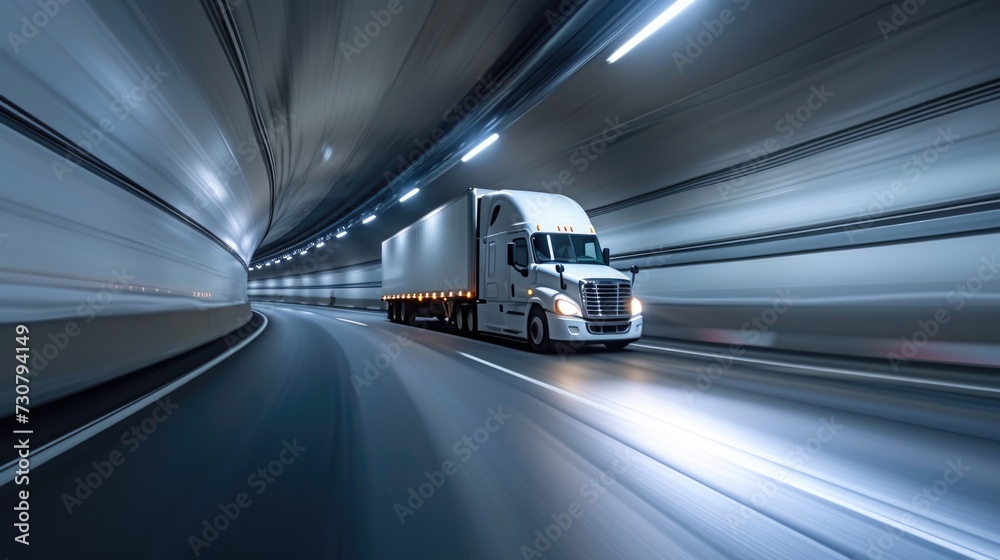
[
  {"left": 555, "top": 298, "right": 582, "bottom": 317},
  {"left": 631, "top": 297, "right": 642, "bottom": 316}
]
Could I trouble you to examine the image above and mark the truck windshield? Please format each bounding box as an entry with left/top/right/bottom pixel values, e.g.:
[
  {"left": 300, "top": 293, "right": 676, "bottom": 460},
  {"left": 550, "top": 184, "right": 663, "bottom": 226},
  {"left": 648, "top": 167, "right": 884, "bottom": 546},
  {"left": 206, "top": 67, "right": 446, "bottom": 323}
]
[{"left": 531, "top": 234, "right": 603, "bottom": 264}]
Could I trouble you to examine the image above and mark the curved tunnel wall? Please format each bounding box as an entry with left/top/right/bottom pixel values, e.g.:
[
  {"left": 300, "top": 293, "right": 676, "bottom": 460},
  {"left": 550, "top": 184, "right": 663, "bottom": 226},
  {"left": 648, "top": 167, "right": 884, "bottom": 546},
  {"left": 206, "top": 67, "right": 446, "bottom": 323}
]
[
  {"left": 249, "top": 1, "right": 1000, "bottom": 368},
  {"left": 0, "top": 0, "right": 278, "bottom": 407},
  {"left": 0, "top": 124, "right": 250, "bottom": 408}
]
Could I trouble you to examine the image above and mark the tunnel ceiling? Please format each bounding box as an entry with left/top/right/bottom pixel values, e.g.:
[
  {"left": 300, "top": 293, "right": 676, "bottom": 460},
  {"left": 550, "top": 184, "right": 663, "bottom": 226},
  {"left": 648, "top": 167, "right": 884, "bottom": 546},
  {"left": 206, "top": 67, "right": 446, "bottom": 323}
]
[
  {"left": 3, "top": 0, "right": 986, "bottom": 271},
  {"left": 248, "top": 0, "right": 978, "bottom": 274},
  {"left": 224, "top": 0, "right": 581, "bottom": 256}
]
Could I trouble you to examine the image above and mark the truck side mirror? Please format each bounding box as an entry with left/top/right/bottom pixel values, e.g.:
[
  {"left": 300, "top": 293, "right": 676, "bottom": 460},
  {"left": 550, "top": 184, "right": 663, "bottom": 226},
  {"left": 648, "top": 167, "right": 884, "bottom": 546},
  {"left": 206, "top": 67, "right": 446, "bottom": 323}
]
[
  {"left": 602, "top": 248, "right": 611, "bottom": 266},
  {"left": 555, "top": 264, "right": 567, "bottom": 290},
  {"left": 508, "top": 242, "right": 529, "bottom": 276},
  {"left": 630, "top": 265, "right": 639, "bottom": 286}
]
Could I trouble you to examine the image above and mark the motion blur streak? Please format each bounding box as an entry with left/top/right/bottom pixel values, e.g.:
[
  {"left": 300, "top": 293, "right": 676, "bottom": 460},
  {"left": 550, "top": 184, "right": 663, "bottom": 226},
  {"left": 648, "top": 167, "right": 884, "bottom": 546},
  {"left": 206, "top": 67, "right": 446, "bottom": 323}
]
[
  {"left": 2, "top": 304, "right": 995, "bottom": 558},
  {"left": 0, "top": 0, "right": 998, "bottom": 559},
  {"left": 250, "top": 0, "right": 1000, "bottom": 368}
]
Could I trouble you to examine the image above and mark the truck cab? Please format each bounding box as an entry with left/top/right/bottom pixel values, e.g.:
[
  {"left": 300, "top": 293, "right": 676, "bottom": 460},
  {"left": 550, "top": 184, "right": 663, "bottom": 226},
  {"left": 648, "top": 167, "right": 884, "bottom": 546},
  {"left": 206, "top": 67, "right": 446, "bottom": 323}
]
[{"left": 475, "top": 190, "right": 642, "bottom": 352}]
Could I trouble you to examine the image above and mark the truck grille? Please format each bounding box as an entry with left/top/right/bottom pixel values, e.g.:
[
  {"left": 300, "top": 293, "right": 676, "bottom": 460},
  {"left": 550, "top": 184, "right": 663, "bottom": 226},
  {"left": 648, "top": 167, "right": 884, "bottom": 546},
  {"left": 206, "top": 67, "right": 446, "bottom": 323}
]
[
  {"left": 580, "top": 280, "right": 631, "bottom": 319},
  {"left": 587, "top": 322, "right": 632, "bottom": 335}
]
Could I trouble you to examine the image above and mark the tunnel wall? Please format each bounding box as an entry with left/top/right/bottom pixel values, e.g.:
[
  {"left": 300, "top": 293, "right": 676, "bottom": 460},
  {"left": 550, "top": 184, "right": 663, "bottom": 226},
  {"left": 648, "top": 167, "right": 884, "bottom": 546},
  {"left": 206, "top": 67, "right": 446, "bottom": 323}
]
[
  {"left": 249, "top": 1, "right": 1000, "bottom": 368},
  {"left": 248, "top": 259, "right": 382, "bottom": 310},
  {"left": 0, "top": 124, "right": 250, "bottom": 408}
]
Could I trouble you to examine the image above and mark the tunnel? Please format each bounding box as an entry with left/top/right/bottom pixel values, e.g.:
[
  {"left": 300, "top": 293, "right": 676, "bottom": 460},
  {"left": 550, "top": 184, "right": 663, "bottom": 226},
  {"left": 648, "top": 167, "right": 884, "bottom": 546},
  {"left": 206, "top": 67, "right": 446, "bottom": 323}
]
[{"left": 1, "top": 0, "right": 998, "bottom": 558}]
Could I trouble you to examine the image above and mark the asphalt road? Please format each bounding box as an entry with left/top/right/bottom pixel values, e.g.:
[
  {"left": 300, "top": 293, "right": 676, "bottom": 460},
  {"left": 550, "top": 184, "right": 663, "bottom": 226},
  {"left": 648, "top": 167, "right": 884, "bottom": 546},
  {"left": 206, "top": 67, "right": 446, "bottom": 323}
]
[{"left": 4, "top": 302, "right": 998, "bottom": 559}]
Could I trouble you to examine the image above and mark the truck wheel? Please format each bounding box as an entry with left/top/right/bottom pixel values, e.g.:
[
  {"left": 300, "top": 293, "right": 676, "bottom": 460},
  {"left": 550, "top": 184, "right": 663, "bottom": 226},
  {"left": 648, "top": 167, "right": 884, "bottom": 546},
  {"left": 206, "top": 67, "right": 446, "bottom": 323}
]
[
  {"left": 455, "top": 305, "right": 466, "bottom": 333},
  {"left": 527, "top": 307, "right": 552, "bottom": 353},
  {"left": 402, "top": 303, "right": 418, "bottom": 326},
  {"left": 465, "top": 305, "right": 477, "bottom": 337},
  {"left": 604, "top": 341, "right": 631, "bottom": 350}
]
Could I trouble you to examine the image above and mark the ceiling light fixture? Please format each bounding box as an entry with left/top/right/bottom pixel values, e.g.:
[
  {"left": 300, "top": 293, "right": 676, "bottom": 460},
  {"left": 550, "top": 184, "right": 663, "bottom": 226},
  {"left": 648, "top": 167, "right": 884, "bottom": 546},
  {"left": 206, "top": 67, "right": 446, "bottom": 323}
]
[
  {"left": 461, "top": 133, "right": 500, "bottom": 162},
  {"left": 362, "top": 215, "right": 376, "bottom": 224},
  {"left": 400, "top": 187, "right": 420, "bottom": 202},
  {"left": 607, "top": 0, "right": 698, "bottom": 63}
]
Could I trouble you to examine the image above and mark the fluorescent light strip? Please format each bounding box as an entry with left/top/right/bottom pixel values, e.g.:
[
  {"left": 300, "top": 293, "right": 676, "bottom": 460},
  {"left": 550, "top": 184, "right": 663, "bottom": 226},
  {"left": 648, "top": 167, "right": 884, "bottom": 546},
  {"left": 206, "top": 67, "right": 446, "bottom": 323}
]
[
  {"left": 607, "top": 0, "right": 698, "bottom": 63},
  {"left": 400, "top": 187, "right": 419, "bottom": 202},
  {"left": 461, "top": 133, "right": 499, "bottom": 162},
  {"left": 362, "top": 215, "right": 376, "bottom": 224},
  {"left": 336, "top": 231, "right": 348, "bottom": 238}
]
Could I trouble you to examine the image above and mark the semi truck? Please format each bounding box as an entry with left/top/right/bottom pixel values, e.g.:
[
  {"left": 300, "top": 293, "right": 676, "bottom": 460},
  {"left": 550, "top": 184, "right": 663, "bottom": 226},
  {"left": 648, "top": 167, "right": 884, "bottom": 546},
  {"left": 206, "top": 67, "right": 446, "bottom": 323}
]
[{"left": 381, "top": 188, "right": 642, "bottom": 352}]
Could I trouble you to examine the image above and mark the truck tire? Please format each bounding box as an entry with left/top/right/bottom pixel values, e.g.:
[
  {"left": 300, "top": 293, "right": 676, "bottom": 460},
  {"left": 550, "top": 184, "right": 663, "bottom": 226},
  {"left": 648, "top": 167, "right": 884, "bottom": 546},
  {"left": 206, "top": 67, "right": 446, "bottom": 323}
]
[
  {"left": 527, "top": 306, "right": 552, "bottom": 353},
  {"left": 454, "top": 304, "right": 466, "bottom": 333},
  {"left": 465, "top": 305, "right": 478, "bottom": 337},
  {"left": 402, "top": 302, "right": 418, "bottom": 326}
]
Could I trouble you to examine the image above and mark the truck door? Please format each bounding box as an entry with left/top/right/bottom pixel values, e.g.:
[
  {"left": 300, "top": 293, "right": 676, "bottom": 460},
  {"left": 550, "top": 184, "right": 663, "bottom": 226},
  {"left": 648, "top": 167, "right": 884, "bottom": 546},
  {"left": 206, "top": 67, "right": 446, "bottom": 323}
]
[
  {"left": 480, "top": 238, "right": 505, "bottom": 332},
  {"left": 504, "top": 236, "right": 531, "bottom": 334}
]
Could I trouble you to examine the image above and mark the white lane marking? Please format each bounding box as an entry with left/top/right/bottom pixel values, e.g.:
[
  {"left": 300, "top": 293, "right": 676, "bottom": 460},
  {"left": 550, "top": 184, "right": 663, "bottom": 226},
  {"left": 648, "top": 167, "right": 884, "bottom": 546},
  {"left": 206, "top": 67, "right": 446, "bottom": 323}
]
[
  {"left": 632, "top": 343, "right": 1000, "bottom": 395},
  {"left": 458, "top": 352, "right": 627, "bottom": 421},
  {"left": 0, "top": 313, "right": 270, "bottom": 486},
  {"left": 455, "top": 351, "right": 994, "bottom": 560},
  {"left": 336, "top": 317, "right": 368, "bottom": 327}
]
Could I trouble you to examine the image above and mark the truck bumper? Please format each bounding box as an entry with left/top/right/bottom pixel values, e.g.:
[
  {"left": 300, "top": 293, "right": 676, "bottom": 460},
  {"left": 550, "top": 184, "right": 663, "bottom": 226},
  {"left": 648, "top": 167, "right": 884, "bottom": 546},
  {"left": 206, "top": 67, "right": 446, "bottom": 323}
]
[{"left": 546, "top": 312, "right": 642, "bottom": 344}]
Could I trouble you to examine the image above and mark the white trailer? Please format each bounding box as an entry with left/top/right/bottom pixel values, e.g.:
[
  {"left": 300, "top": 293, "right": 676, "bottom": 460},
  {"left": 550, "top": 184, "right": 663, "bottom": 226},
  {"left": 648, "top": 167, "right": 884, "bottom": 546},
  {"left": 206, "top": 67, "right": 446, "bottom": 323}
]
[{"left": 382, "top": 189, "right": 642, "bottom": 351}]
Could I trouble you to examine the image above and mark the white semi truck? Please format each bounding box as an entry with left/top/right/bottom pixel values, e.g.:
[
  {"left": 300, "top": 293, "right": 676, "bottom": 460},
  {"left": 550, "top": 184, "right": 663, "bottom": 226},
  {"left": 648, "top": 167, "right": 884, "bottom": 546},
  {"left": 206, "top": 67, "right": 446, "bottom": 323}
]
[{"left": 381, "top": 189, "right": 642, "bottom": 351}]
